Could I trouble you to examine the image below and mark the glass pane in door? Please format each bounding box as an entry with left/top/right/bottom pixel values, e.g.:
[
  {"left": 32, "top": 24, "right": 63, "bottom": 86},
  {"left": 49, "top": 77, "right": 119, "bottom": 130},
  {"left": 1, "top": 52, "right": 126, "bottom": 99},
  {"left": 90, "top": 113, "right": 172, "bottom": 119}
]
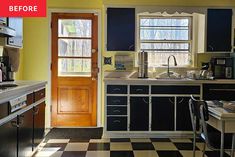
[
  {"left": 58, "top": 19, "right": 92, "bottom": 37},
  {"left": 58, "top": 58, "right": 91, "bottom": 77},
  {"left": 58, "top": 39, "right": 92, "bottom": 57}
]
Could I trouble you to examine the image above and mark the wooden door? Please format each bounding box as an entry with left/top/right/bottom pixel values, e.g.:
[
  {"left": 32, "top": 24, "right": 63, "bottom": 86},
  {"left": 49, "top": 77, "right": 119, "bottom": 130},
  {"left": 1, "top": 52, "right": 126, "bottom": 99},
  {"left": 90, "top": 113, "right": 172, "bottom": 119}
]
[{"left": 51, "top": 13, "right": 98, "bottom": 127}]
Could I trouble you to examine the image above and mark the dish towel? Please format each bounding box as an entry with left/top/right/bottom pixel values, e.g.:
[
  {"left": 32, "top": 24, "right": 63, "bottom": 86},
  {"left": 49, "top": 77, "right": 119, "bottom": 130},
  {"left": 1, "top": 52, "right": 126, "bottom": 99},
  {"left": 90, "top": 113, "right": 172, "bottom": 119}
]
[{"left": 3, "top": 46, "right": 20, "bottom": 72}]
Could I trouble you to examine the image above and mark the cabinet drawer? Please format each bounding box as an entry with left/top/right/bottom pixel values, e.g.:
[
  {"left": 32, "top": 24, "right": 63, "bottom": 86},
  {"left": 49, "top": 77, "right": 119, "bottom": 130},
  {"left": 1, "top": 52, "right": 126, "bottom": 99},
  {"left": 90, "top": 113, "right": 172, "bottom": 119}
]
[
  {"left": 34, "top": 88, "right": 45, "bottom": 101},
  {"left": 107, "top": 106, "right": 127, "bottom": 115},
  {"left": 26, "top": 93, "right": 34, "bottom": 106},
  {"left": 107, "top": 85, "right": 127, "bottom": 94},
  {"left": 107, "top": 96, "right": 127, "bottom": 105},
  {"left": 130, "top": 85, "right": 149, "bottom": 94},
  {"left": 203, "top": 84, "right": 235, "bottom": 101},
  {"left": 107, "top": 117, "right": 127, "bottom": 131},
  {"left": 151, "top": 85, "right": 200, "bottom": 94}
]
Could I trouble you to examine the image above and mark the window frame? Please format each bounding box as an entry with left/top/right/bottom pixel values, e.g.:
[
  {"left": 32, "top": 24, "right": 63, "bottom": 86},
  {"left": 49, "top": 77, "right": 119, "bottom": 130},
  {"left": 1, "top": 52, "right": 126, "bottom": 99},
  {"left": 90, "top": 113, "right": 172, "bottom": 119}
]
[{"left": 137, "top": 14, "right": 195, "bottom": 68}]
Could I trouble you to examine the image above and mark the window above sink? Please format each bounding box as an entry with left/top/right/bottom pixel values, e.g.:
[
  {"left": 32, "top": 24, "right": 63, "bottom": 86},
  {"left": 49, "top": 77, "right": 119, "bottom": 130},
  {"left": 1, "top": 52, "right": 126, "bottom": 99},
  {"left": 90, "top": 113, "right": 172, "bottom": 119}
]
[{"left": 137, "top": 11, "right": 205, "bottom": 68}]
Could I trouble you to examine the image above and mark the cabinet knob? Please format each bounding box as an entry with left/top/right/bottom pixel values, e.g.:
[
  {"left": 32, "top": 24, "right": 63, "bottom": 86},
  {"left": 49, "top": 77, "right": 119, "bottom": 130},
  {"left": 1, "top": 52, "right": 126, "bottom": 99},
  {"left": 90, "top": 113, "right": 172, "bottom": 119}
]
[{"left": 208, "top": 45, "right": 214, "bottom": 51}]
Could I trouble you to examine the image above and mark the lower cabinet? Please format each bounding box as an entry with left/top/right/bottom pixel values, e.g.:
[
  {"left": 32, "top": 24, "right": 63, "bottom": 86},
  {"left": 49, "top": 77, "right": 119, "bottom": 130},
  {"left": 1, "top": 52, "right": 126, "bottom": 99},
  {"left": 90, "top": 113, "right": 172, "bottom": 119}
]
[
  {"left": 130, "top": 97, "right": 149, "bottom": 131},
  {"left": 33, "top": 102, "right": 46, "bottom": 150},
  {"left": 176, "top": 97, "right": 192, "bottom": 131},
  {"left": 18, "top": 108, "right": 34, "bottom": 157},
  {"left": 0, "top": 117, "right": 18, "bottom": 157},
  {"left": 107, "top": 117, "right": 127, "bottom": 131},
  {"left": 152, "top": 97, "right": 175, "bottom": 131}
]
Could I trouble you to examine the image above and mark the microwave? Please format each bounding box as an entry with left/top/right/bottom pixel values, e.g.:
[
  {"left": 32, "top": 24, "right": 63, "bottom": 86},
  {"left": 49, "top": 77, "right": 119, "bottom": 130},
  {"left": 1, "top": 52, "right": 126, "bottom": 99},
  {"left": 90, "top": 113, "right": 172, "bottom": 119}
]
[{"left": 210, "top": 57, "right": 233, "bottom": 79}]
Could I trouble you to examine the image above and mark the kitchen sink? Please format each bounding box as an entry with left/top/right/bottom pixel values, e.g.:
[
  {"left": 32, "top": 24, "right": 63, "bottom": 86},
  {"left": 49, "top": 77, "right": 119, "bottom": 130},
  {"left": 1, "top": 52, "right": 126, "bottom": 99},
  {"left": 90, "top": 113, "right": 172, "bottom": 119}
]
[{"left": 156, "top": 71, "right": 182, "bottom": 79}]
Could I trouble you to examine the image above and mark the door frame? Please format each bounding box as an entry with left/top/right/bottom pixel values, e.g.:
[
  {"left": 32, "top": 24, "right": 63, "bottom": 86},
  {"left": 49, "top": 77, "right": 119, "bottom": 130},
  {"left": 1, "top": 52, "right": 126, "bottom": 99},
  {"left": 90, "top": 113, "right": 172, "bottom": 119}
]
[{"left": 48, "top": 8, "right": 102, "bottom": 128}]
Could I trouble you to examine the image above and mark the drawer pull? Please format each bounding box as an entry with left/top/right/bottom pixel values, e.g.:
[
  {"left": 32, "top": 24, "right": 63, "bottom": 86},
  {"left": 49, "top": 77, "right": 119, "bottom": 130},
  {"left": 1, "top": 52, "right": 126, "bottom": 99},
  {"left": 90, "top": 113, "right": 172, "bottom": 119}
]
[
  {"left": 113, "top": 88, "right": 121, "bottom": 91},
  {"left": 143, "top": 98, "right": 149, "bottom": 104},
  {"left": 113, "top": 110, "right": 120, "bottom": 113},
  {"left": 113, "top": 120, "right": 121, "bottom": 123},
  {"left": 113, "top": 99, "right": 121, "bottom": 103},
  {"left": 40, "top": 92, "right": 44, "bottom": 96},
  {"left": 136, "top": 89, "right": 144, "bottom": 92},
  {"left": 169, "top": 98, "right": 174, "bottom": 104},
  {"left": 178, "top": 98, "right": 184, "bottom": 104},
  {"left": 34, "top": 107, "right": 39, "bottom": 115},
  {"left": 11, "top": 121, "right": 19, "bottom": 127},
  {"left": 209, "top": 89, "right": 235, "bottom": 92}
]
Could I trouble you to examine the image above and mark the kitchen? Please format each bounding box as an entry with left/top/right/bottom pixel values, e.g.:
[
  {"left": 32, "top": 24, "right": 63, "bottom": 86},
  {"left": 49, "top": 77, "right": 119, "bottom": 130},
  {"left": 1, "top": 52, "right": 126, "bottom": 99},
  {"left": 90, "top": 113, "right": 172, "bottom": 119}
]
[{"left": 1, "top": 0, "right": 235, "bottom": 157}]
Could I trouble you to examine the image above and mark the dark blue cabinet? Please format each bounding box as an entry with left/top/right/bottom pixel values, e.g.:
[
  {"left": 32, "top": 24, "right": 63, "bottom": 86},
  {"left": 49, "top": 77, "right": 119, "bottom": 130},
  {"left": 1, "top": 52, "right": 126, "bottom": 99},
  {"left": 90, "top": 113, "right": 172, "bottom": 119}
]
[
  {"left": 130, "top": 97, "right": 149, "bottom": 131},
  {"left": 151, "top": 97, "right": 175, "bottom": 131},
  {"left": 107, "top": 8, "right": 135, "bottom": 51},
  {"left": 207, "top": 9, "right": 232, "bottom": 52}
]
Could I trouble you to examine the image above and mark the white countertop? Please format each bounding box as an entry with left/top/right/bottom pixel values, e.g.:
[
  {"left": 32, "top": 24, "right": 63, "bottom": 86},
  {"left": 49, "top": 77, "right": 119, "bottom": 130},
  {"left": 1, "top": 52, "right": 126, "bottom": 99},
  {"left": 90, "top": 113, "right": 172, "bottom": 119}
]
[
  {"left": 104, "top": 77, "right": 235, "bottom": 84},
  {"left": 0, "top": 80, "right": 47, "bottom": 104}
]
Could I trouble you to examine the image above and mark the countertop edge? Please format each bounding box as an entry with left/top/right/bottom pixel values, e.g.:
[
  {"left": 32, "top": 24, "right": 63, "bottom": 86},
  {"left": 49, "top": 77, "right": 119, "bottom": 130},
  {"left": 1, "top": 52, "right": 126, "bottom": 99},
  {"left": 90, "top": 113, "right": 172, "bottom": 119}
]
[
  {"left": 103, "top": 78, "right": 235, "bottom": 84},
  {"left": 0, "top": 80, "right": 47, "bottom": 104}
]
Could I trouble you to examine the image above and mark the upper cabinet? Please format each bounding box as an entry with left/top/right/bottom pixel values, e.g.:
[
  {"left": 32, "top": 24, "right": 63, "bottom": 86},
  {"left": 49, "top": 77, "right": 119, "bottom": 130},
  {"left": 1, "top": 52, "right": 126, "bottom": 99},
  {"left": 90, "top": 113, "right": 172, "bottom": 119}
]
[
  {"left": 107, "top": 8, "right": 135, "bottom": 51},
  {"left": 206, "top": 9, "right": 233, "bottom": 52},
  {"left": 7, "top": 17, "right": 23, "bottom": 48},
  {"left": 0, "top": 17, "right": 23, "bottom": 48}
]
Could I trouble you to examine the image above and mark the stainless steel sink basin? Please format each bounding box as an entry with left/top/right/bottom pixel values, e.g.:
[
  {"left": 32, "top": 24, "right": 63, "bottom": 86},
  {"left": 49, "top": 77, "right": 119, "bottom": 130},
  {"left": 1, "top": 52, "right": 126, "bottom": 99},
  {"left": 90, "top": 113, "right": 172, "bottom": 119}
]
[
  {"left": 156, "top": 71, "right": 182, "bottom": 79},
  {"left": 155, "top": 77, "right": 193, "bottom": 81}
]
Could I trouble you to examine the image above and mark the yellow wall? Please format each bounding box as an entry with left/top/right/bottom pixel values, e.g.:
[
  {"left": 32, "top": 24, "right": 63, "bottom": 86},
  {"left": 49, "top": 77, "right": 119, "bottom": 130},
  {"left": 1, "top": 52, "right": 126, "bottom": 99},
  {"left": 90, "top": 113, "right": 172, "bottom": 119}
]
[{"left": 18, "top": 0, "right": 235, "bottom": 127}]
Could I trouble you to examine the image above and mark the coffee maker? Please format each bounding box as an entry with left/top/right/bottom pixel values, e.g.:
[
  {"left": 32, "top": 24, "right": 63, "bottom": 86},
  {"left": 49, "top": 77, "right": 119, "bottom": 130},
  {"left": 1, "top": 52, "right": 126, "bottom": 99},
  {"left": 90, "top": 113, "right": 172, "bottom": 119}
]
[{"left": 210, "top": 57, "right": 233, "bottom": 79}]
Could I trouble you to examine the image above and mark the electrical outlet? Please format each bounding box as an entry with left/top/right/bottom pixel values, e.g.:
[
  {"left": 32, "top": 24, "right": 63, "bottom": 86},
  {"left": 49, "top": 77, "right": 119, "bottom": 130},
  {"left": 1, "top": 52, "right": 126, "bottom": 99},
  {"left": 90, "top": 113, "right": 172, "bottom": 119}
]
[{"left": 104, "top": 57, "right": 112, "bottom": 65}]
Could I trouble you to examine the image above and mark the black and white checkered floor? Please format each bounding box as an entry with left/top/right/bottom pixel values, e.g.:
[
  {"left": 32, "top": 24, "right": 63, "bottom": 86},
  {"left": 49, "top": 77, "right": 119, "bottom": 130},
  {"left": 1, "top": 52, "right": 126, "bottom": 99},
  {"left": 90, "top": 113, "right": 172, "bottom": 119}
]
[{"left": 32, "top": 137, "right": 231, "bottom": 157}]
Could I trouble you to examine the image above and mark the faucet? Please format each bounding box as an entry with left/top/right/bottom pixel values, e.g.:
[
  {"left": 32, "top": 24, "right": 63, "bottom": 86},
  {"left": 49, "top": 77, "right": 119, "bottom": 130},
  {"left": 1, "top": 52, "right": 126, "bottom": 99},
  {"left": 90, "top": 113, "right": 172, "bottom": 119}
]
[{"left": 167, "top": 55, "right": 177, "bottom": 77}]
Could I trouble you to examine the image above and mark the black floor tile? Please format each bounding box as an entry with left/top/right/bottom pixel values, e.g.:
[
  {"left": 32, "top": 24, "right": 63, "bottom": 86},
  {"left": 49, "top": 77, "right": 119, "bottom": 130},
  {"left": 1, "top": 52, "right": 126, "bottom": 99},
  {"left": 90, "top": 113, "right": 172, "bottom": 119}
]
[
  {"left": 157, "top": 151, "right": 183, "bottom": 157},
  {"left": 132, "top": 142, "right": 155, "bottom": 150},
  {"left": 62, "top": 151, "right": 86, "bottom": 157},
  {"left": 88, "top": 143, "right": 110, "bottom": 150},
  {"left": 174, "top": 142, "right": 200, "bottom": 150},
  {"left": 42, "top": 143, "right": 67, "bottom": 151},
  {"left": 205, "top": 151, "right": 230, "bottom": 157},
  {"left": 110, "top": 151, "right": 134, "bottom": 157},
  {"left": 69, "top": 138, "right": 90, "bottom": 143},
  {"left": 150, "top": 138, "right": 171, "bottom": 142},
  {"left": 110, "top": 138, "right": 131, "bottom": 142}
]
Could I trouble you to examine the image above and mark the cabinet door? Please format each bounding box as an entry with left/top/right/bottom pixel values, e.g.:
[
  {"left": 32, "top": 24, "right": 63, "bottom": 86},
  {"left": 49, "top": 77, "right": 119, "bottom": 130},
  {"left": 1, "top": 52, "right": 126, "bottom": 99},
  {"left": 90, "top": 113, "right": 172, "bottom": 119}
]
[
  {"left": 7, "top": 17, "right": 23, "bottom": 48},
  {"left": 0, "top": 117, "right": 17, "bottom": 157},
  {"left": 152, "top": 97, "right": 174, "bottom": 131},
  {"left": 207, "top": 9, "right": 232, "bottom": 52},
  {"left": 130, "top": 97, "right": 149, "bottom": 131},
  {"left": 176, "top": 97, "right": 192, "bottom": 131},
  {"left": 33, "top": 102, "right": 45, "bottom": 150},
  {"left": 107, "top": 8, "right": 135, "bottom": 51},
  {"left": 107, "top": 117, "right": 127, "bottom": 131},
  {"left": 18, "top": 108, "right": 33, "bottom": 157}
]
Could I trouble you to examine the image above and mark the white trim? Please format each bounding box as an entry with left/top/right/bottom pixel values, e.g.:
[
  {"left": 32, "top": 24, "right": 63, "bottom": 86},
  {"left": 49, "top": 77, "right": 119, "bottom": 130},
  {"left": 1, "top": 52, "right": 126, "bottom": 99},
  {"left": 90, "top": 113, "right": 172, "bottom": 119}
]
[{"left": 47, "top": 8, "right": 102, "bottom": 128}]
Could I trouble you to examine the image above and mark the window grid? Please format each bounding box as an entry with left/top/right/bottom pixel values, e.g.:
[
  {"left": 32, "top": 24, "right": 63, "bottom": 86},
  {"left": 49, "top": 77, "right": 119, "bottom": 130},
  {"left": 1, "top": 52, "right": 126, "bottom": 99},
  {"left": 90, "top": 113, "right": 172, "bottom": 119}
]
[{"left": 139, "top": 16, "right": 193, "bottom": 67}]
